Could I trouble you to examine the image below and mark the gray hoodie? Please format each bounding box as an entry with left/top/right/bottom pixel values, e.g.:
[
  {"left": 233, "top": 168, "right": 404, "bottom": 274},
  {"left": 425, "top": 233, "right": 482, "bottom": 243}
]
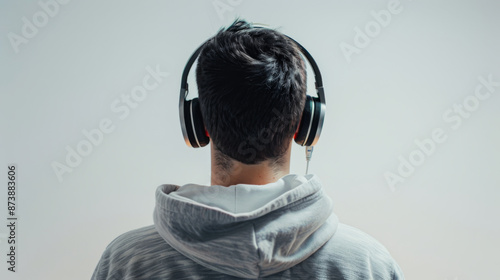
[{"left": 92, "top": 174, "right": 404, "bottom": 279}]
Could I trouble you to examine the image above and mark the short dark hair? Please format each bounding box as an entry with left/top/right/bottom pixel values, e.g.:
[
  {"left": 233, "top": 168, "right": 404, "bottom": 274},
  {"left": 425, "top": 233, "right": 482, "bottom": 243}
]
[{"left": 196, "top": 19, "right": 306, "bottom": 165}]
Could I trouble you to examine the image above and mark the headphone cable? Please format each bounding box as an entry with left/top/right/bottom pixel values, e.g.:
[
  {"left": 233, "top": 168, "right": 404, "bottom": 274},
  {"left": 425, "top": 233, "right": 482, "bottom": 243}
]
[{"left": 305, "top": 146, "right": 314, "bottom": 174}]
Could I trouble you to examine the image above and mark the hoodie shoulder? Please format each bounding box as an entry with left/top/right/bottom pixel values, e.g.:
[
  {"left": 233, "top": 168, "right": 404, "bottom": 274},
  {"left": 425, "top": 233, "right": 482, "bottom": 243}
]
[
  {"left": 91, "top": 226, "right": 164, "bottom": 280},
  {"left": 291, "top": 223, "right": 404, "bottom": 280},
  {"left": 91, "top": 225, "right": 222, "bottom": 280}
]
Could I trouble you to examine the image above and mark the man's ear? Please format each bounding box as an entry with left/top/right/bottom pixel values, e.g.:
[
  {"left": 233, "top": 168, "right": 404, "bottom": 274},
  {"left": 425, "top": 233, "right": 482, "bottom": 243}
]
[
  {"left": 294, "top": 119, "right": 302, "bottom": 138},
  {"left": 294, "top": 106, "right": 305, "bottom": 137}
]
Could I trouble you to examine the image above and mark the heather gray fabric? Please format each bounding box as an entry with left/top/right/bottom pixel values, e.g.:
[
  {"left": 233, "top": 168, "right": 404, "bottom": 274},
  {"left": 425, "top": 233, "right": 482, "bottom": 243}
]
[{"left": 92, "top": 174, "right": 404, "bottom": 279}]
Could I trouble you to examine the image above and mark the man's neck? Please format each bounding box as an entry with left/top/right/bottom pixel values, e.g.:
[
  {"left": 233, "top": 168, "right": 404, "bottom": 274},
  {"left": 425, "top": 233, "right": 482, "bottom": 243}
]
[{"left": 210, "top": 143, "right": 291, "bottom": 187}]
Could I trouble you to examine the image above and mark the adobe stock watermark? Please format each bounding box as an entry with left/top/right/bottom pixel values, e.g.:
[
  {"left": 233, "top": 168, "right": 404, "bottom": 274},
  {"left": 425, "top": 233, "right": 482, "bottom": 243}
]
[
  {"left": 51, "top": 65, "right": 169, "bottom": 182},
  {"left": 212, "top": 0, "right": 242, "bottom": 21},
  {"left": 340, "top": 0, "right": 407, "bottom": 63},
  {"left": 385, "top": 74, "right": 499, "bottom": 192},
  {"left": 237, "top": 108, "right": 292, "bottom": 163},
  {"left": 7, "top": 0, "right": 71, "bottom": 54}
]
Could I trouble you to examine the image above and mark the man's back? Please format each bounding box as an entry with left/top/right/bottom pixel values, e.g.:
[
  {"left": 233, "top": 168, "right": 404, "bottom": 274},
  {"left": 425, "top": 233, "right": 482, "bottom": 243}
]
[{"left": 92, "top": 174, "right": 403, "bottom": 279}]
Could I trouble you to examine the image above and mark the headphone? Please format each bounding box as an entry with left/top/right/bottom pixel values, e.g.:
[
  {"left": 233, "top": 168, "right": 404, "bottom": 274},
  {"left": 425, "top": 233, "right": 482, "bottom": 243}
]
[{"left": 179, "top": 26, "right": 326, "bottom": 149}]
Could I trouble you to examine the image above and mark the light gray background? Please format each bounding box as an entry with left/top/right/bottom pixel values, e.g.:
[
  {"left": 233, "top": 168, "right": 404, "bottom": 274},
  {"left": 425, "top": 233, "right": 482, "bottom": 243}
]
[{"left": 1, "top": 0, "right": 499, "bottom": 279}]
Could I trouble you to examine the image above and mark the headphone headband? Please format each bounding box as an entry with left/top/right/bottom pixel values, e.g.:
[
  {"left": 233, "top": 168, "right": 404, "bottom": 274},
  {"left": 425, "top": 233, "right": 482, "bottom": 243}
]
[{"left": 180, "top": 31, "right": 325, "bottom": 104}]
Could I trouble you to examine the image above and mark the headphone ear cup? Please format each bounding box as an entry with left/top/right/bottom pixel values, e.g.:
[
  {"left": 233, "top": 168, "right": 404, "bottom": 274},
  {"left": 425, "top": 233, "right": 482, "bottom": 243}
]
[
  {"left": 294, "top": 96, "right": 325, "bottom": 146},
  {"left": 183, "top": 98, "right": 210, "bottom": 148},
  {"left": 294, "top": 96, "right": 313, "bottom": 146}
]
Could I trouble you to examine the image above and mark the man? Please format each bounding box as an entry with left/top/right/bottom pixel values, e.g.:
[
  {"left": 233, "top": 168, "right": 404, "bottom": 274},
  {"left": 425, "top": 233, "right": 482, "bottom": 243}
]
[{"left": 92, "top": 20, "right": 404, "bottom": 279}]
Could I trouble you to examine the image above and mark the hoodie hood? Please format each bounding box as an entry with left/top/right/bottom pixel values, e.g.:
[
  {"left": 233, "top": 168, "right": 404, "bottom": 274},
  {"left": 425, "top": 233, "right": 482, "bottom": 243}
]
[{"left": 153, "top": 174, "right": 338, "bottom": 279}]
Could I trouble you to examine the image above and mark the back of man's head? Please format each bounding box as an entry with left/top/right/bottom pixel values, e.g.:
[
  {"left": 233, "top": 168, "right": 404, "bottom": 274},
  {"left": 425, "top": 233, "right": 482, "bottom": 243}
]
[{"left": 196, "top": 19, "right": 306, "bottom": 166}]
